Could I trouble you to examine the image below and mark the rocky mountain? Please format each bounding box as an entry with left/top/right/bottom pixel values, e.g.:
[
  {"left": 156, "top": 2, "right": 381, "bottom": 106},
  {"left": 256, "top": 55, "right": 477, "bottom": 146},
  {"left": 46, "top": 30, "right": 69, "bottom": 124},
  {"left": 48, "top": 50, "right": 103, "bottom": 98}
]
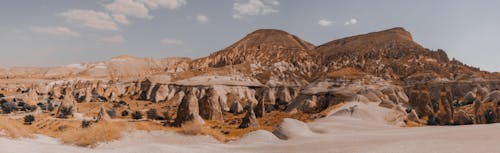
[
  {"left": 315, "top": 27, "right": 483, "bottom": 82},
  {"left": 1, "top": 27, "right": 499, "bottom": 128},
  {"left": 191, "top": 29, "right": 316, "bottom": 68}
]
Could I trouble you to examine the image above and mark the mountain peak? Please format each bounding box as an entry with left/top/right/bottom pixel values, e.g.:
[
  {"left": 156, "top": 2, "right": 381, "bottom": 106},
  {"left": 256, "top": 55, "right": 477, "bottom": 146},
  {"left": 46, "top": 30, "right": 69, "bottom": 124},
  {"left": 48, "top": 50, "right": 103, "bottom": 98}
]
[
  {"left": 372, "top": 27, "right": 413, "bottom": 41},
  {"left": 227, "top": 29, "right": 314, "bottom": 51},
  {"left": 192, "top": 29, "right": 315, "bottom": 68},
  {"left": 247, "top": 29, "right": 291, "bottom": 36}
]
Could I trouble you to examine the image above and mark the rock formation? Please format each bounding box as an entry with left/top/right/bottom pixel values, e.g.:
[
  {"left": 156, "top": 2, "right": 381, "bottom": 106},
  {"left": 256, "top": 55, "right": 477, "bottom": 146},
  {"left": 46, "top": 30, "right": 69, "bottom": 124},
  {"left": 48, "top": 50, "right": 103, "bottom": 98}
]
[
  {"left": 230, "top": 100, "right": 244, "bottom": 114},
  {"left": 96, "top": 106, "right": 111, "bottom": 122},
  {"left": 239, "top": 104, "right": 259, "bottom": 129},
  {"left": 0, "top": 27, "right": 499, "bottom": 127},
  {"left": 174, "top": 89, "right": 205, "bottom": 126}
]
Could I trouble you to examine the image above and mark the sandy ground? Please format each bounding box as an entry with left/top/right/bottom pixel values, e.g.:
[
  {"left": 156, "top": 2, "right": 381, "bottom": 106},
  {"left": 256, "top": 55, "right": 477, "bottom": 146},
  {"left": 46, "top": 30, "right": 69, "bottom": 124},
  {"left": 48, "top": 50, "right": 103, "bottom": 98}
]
[{"left": 1, "top": 103, "right": 500, "bottom": 153}]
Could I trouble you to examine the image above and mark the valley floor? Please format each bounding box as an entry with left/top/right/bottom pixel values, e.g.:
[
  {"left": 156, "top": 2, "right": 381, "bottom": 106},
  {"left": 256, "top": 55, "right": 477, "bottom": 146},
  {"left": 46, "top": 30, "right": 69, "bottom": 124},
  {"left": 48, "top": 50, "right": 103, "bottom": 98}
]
[{"left": 1, "top": 113, "right": 499, "bottom": 153}]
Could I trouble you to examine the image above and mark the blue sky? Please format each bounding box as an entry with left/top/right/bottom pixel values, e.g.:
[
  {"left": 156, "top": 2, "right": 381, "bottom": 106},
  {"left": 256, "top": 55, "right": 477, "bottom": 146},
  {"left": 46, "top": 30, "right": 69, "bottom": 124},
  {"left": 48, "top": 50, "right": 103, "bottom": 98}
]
[{"left": 0, "top": 0, "right": 498, "bottom": 72}]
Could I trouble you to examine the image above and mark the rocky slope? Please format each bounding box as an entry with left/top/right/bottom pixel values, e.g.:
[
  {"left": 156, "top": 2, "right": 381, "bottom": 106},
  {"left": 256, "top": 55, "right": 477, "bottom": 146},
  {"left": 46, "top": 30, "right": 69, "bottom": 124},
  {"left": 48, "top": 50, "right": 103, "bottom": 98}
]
[{"left": 1, "top": 27, "right": 499, "bottom": 129}]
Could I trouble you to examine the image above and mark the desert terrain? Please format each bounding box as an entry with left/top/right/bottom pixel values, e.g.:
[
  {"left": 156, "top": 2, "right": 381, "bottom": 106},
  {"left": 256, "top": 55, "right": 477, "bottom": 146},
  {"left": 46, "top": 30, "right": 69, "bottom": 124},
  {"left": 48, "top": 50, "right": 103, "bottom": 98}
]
[{"left": 1, "top": 27, "right": 499, "bottom": 153}]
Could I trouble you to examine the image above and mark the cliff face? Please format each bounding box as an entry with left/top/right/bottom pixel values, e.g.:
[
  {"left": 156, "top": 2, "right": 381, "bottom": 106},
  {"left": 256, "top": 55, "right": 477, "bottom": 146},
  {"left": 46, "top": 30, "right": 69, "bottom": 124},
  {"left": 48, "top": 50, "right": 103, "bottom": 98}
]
[{"left": 1, "top": 27, "right": 499, "bottom": 126}]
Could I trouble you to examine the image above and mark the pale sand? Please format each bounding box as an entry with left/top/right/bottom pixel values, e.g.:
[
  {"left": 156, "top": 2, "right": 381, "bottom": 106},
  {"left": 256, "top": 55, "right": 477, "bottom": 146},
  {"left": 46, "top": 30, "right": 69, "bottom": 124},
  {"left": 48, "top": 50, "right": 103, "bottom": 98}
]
[{"left": 1, "top": 103, "right": 499, "bottom": 153}]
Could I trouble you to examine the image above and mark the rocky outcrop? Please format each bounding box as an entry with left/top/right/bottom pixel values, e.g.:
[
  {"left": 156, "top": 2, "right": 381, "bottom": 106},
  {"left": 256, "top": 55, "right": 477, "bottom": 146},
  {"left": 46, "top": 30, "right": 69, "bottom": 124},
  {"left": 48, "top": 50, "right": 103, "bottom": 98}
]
[
  {"left": 230, "top": 100, "right": 244, "bottom": 114},
  {"left": 151, "top": 84, "right": 169, "bottom": 102},
  {"left": 174, "top": 89, "right": 204, "bottom": 126},
  {"left": 239, "top": 104, "right": 259, "bottom": 129},
  {"left": 56, "top": 87, "right": 78, "bottom": 118},
  {"left": 96, "top": 106, "right": 111, "bottom": 122},
  {"left": 199, "top": 88, "right": 224, "bottom": 122}
]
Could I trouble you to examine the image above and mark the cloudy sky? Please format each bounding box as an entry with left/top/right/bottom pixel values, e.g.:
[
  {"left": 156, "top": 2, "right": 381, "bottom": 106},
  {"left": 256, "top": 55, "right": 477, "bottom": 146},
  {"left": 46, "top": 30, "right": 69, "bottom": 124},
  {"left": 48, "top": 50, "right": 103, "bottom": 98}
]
[{"left": 0, "top": 0, "right": 499, "bottom": 72}]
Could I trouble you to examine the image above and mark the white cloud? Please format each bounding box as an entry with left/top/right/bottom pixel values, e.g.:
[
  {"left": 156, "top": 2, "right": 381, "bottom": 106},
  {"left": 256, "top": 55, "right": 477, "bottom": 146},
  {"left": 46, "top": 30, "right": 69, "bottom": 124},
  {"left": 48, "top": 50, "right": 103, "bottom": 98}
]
[
  {"left": 161, "top": 38, "right": 182, "bottom": 45},
  {"left": 59, "top": 9, "right": 119, "bottom": 31},
  {"left": 140, "top": 0, "right": 187, "bottom": 10},
  {"left": 29, "top": 26, "right": 80, "bottom": 37},
  {"left": 104, "top": 0, "right": 187, "bottom": 20},
  {"left": 58, "top": 0, "right": 187, "bottom": 31},
  {"left": 112, "top": 14, "right": 131, "bottom": 24},
  {"left": 318, "top": 19, "right": 334, "bottom": 26},
  {"left": 196, "top": 14, "right": 209, "bottom": 23},
  {"left": 233, "top": 0, "right": 280, "bottom": 19},
  {"left": 344, "top": 18, "right": 358, "bottom": 26},
  {"left": 105, "top": 0, "right": 152, "bottom": 19},
  {"left": 100, "top": 35, "right": 125, "bottom": 43}
]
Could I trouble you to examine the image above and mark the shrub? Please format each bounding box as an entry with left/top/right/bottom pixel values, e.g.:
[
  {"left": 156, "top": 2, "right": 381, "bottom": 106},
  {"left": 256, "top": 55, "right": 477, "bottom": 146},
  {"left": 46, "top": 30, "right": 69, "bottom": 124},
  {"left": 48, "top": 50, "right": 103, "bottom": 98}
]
[
  {"left": 22, "top": 104, "right": 37, "bottom": 112},
  {"left": 17, "top": 101, "right": 26, "bottom": 107},
  {"left": 81, "top": 120, "right": 92, "bottom": 128},
  {"left": 1, "top": 102, "right": 17, "bottom": 114},
  {"left": 107, "top": 109, "right": 117, "bottom": 118},
  {"left": 131, "top": 111, "right": 143, "bottom": 120},
  {"left": 58, "top": 106, "right": 73, "bottom": 118},
  {"left": 23, "top": 115, "right": 35, "bottom": 125},
  {"left": 37, "top": 102, "right": 47, "bottom": 111},
  {"left": 147, "top": 108, "right": 161, "bottom": 120},
  {"left": 47, "top": 102, "right": 55, "bottom": 112},
  {"left": 163, "top": 111, "right": 171, "bottom": 121},
  {"left": 121, "top": 110, "right": 129, "bottom": 117}
]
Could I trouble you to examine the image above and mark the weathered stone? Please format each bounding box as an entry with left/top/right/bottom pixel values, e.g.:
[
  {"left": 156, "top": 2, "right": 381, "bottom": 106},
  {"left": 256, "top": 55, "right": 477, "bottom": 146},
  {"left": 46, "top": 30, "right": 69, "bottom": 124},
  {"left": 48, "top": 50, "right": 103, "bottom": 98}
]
[
  {"left": 152, "top": 84, "right": 169, "bottom": 102},
  {"left": 96, "top": 106, "right": 111, "bottom": 122},
  {"left": 174, "top": 89, "right": 204, "bottom": 126},
  {"left": 199, "top": 88, "right": 224, "bottom": 122},
  {"left": 239, "top": 104, "right": 259, "bottom": 129},
  {"left": 230, "top": 100, "right": 243, "bottom": 114}
]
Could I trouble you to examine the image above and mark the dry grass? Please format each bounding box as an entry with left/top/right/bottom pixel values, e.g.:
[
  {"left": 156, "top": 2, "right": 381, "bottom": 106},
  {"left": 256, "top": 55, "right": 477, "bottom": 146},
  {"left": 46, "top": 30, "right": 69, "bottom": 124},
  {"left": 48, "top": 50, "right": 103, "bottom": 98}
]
[
  {"left": 179, "top": 121, "right": 203, "bottom": 135},
  {"left": 404, "top": 121, "right": 424, "bottom": 127},
  {"left": 0, "top": 117, "right": 32, "bottom": 138},
  {"left": 58, "top": 121, "right": 126, "bottom": 147},
  {"left": 0, "top": 99, "right": 342, "bottom": 146}
]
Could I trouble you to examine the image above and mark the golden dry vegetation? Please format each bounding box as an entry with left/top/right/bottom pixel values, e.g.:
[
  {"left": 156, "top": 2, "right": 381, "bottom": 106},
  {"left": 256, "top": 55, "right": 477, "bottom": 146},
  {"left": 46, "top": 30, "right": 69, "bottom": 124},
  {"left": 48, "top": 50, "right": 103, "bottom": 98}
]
[{"left": 0, "top": 99, "right": 324, "bottom": 147}]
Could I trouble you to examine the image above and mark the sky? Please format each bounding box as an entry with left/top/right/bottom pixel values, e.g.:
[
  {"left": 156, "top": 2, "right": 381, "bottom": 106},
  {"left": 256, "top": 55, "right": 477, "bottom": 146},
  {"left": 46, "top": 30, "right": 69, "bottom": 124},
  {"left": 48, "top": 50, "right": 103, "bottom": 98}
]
[{"left": 0, "top": 0, "right": 498, "bottom": 72}]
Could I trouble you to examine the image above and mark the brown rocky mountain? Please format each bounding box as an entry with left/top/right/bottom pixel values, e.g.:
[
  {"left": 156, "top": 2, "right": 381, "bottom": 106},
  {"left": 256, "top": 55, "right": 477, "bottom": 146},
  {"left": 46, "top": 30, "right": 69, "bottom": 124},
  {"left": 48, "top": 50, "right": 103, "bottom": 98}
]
[
  {"left": 191, "top": 29, "right": 316, "bottom": 68},
  {"left": 315, "top": 27, "right": 484, "bottom": 82},
  {"left": 1, "top": 27, "right": 499, "bottom": 130}
]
